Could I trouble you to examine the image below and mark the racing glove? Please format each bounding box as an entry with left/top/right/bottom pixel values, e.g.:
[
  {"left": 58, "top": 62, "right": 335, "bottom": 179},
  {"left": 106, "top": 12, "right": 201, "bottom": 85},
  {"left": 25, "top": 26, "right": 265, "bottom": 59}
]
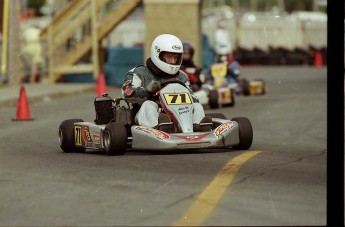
[
  {"left": 146, "top": 80, "right": 161, "bottom": 93},
  {"left": 191, "top": 93, "right": 200, "bottom": 103},
  {"left": 135, "top": 87, "right": 148, "bottom": 98}
]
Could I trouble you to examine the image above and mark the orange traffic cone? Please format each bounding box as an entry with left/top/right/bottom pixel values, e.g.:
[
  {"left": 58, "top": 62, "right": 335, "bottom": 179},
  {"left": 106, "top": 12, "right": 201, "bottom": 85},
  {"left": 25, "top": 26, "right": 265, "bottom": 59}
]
[
  {"left": 95, "top": 73, "right": 107, "bottom": 97},
  {"left": 314, "top": 51, "right": 323, "bottom": 68},
  {"left": 12, "top": 85, "right": 33, "bottom": 121}
]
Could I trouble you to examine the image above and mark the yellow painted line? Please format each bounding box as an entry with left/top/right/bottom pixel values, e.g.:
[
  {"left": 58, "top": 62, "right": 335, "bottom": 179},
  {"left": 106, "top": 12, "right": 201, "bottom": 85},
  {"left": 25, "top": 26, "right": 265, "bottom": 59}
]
[{"left": 173, "top": 150, "right": 262, "bottom": 226}]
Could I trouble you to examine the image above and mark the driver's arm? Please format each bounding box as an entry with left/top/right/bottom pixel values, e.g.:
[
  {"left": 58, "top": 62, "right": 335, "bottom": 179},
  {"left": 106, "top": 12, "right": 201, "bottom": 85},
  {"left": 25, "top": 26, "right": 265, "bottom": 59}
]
[{"left": 121, "top": 69, "right": 147, "bottom": 103}]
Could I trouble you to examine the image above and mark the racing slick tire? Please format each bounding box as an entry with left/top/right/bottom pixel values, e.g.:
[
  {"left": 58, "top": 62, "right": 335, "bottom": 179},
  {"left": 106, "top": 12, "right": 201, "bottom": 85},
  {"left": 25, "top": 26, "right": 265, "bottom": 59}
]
[
  {"left": 104, "top": 122, "right": 127, "bottom": 156},
  {"left": 208, "top": 89, "right": 219, "bottom": 109},
  {"left": 229, "top": 88, "right": 236, "bottom": 106},
  {"left": 59, "top": 119, "right": 86, "bottom": 153},
  {"left": 242, "top": 79, "right": 250, "bottom": 96},
  {"left": 206, "top": 113, "right": 227, "bottom": 120},
  {"left": 231, "top": 117, "right": 253, "bottom": 150}
]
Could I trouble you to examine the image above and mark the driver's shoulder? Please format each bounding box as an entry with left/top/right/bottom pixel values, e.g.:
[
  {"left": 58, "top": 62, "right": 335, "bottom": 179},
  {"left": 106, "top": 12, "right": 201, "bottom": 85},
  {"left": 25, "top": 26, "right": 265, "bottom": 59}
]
[
  {"left": 176, "top": 71, "right": 189, "bottom": 82},
  {"left": 130, "top": 65, "right": 153, "bottom": 78},
  {"left": 131, "top": 64, "right": 146, "bottom": 73}
]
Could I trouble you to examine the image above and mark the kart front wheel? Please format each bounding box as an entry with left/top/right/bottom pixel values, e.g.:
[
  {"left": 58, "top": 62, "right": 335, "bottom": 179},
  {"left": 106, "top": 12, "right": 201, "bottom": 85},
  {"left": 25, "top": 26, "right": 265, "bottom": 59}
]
[
  {"left": 104, "top": 122, "right": 127, "bottom": 156},
  {"left": 59, "top": 119, "right": 86, "bottom": 153},
  {"left": 231, "top": 117, "right": 253, "bottom": 150},
  {"left": 242, "top": 79, "right": 250, "bottom": 96},
  {"left": 229, "top": 88, "right": 236, "bottom": 106},
  {"left": 208, "top": 89, "right": 219, "bottom": 109}
]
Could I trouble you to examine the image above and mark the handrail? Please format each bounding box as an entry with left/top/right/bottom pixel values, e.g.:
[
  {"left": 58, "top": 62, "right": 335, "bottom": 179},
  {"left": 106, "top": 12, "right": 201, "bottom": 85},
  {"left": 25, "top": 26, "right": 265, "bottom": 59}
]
[
  {"left": 40, "top": 0, "right": 86, "bottom": 38},
  {"left": 41, "top": 0, "right": 109, "bottom": 39},
  {"left": 42, "top": 0, "right": 142, "bottom": 81}
]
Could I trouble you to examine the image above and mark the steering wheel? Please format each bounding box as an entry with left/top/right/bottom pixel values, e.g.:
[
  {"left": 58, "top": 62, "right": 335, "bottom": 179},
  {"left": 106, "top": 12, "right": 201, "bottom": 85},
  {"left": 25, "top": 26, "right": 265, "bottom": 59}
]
[{"left": 160, "top": 79, "right": 188, "bottom": 88}]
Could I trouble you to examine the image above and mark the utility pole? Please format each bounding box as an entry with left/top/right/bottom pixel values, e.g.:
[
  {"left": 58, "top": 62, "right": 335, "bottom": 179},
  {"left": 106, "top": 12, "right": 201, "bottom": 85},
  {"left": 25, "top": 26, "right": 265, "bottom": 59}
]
[
  {"left": 250, "top": 0, "right": 257, "bottom": 11},
  {"left": 277, "top": 0, "right": 285, "bottom": 13},
  {"left": 1, "top": 0, "right": 8, "bottom": 84},
  {"left": 232, "top": 0, "right": 239, "bottom": 11},
  {"left": 7, "top": 0, "right": 21, "bottom": 84}
]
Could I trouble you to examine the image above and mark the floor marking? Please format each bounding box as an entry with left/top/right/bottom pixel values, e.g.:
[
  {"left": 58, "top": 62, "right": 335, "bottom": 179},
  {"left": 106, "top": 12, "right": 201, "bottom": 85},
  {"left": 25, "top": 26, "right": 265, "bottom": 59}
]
[{"left": 173, "top": 150, "right": 262, "bottom": 226}]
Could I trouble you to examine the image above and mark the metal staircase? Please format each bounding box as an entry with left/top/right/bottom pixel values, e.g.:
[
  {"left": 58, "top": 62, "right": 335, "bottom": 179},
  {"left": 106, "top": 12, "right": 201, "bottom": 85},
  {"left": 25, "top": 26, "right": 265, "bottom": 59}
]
[{"left": 40, "top": 0, "right": 142, "bottom": 82}]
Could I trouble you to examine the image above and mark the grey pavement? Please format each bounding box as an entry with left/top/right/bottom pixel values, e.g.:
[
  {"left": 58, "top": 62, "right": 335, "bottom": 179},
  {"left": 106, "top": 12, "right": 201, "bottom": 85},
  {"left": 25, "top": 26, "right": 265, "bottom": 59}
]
[{"left": 0, "top": 82, "right": 122, "bottom": 109}]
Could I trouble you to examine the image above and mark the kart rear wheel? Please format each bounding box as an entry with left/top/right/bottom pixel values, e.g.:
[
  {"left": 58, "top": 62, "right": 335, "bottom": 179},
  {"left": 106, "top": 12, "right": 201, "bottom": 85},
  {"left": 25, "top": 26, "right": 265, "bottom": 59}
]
[
  {"left": 206, "top": 113, "right": 227, "bottom": 120},
  {"left": 59, "top": 119, "right": 86, "bottom": 153},
  {"left": 208, "top": 89, "right": 219, "bottom": 109},
  {"left": 231, "top": 117, "right": 253, "bottom": 150},
  {"left": 104, "top": 122, "right": 127, "bottom": 156}
]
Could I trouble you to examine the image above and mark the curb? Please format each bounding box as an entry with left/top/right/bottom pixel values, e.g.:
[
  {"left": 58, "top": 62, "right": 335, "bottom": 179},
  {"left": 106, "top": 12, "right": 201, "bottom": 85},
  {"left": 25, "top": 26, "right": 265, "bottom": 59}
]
[{"left": 0, "top": 85, "right": 95, "bottom": 109}]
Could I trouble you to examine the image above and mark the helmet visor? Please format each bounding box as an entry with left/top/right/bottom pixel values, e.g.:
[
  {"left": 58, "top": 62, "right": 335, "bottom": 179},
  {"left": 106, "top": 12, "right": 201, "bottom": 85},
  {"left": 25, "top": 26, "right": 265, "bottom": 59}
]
[{"left": 159, "top": 51, "right": 183, "bottom": 66}]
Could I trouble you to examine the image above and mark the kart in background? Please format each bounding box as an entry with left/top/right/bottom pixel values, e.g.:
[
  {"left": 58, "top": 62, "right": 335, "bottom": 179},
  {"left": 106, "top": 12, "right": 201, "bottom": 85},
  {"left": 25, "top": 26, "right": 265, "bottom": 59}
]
[
  {"left": 210, "top": 62, "right": 266, "bottom": 96},
  {"left": 193, "top": 83, "right": 235, "bottom": 109},
  {"left": 58, "top": 80, "right": 253, "bottom": 156},
  {"left": 180, "top": 66, "right": 235, "bottom": 109}
]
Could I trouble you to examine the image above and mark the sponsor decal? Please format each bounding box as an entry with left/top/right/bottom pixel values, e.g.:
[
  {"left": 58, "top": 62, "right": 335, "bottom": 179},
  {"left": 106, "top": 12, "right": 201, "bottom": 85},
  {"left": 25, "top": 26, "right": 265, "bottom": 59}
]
[
  {"left": 177, "top": 106, "right": 190, "bottom": 115},
  {"left": 93, "top": 132, "right": 100, "bottom": 143},
  {"left": 172, "top": 45, "right": 181, "bottom": 50},
  {"left": 214, "top": 122, "right": 234, "bottom": 138},
  {"left": 75, "top": 126, "right": 82, "bottom": 146},
  {"left": 173, "top": 133, "right": 210, "bottom": 141},
  {"left": 134, "top": 126, "right": 170, "bottom": 140},
  {"left": 82, "top": 126, "right": 92, "bottom": 142}
]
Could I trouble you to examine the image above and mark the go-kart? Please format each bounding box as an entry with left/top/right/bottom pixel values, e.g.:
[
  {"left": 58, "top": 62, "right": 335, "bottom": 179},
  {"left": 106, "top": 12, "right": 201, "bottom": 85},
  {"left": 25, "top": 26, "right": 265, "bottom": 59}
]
[
  {"left": 210, "top": 62, "right": 266, "bottom": 96},
  {"left": 58, "top": 80, "right": 253, "bottom": 156},
  {"left": 180, "top": 66, "right": 235, "bottom": 109},
  {"left": 193, "top": 82, "right": 235, "bottom": 109}
]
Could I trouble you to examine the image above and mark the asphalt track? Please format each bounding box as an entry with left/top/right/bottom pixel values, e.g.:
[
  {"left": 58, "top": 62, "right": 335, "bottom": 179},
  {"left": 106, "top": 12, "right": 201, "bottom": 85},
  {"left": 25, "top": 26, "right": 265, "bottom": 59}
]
[{"left": 0, "top": 66, "right": 327, "bottom": 226}]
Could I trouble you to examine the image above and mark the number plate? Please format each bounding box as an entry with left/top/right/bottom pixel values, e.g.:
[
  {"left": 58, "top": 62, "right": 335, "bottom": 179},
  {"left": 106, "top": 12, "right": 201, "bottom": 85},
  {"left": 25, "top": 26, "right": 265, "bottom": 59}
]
[{"left": 163, "top": 93, "right": 192, "bottom": 105}]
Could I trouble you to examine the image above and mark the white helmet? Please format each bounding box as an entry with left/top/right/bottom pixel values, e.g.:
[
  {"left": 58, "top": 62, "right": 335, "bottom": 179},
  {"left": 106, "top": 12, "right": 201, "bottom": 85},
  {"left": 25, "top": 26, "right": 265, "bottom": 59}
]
[{"left": 151, "top": 34, "right": 183, "bottom": 75}]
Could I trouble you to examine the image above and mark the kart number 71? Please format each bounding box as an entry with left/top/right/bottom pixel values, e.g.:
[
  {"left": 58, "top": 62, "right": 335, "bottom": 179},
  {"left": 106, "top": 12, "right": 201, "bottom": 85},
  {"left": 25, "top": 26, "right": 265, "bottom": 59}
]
[{"left": 163, "top": 93, "right": 192, "bottom": 105}]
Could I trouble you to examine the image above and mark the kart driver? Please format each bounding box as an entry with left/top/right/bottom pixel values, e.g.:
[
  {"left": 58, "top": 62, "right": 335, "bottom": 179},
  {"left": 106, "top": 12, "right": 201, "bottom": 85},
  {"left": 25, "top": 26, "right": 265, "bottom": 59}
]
[
  {"left": 121, "top": 34, "right": 212, "bottom": 133},
  {"left": 220, "top": 55, "right": 241, "bottom": 83},
  {"left": 179, "top": 42, "right": 204, "bottom": 91}
]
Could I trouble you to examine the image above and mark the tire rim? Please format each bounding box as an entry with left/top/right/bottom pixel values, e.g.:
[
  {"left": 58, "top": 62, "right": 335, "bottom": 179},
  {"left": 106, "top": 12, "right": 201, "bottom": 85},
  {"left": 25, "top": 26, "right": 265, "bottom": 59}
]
[
  {"left": 104, "top": 131, "right": 110, "bottom": 148},
  {"left": 59, "top": 129, "right": 63, "bottom": 146}
]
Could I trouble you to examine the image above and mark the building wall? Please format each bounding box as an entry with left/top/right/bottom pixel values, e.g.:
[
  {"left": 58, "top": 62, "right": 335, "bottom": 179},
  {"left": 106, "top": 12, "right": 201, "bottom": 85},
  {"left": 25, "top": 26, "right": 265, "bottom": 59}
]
[{"left": 144, "top": 0, "right": 202, "bottom": 66}]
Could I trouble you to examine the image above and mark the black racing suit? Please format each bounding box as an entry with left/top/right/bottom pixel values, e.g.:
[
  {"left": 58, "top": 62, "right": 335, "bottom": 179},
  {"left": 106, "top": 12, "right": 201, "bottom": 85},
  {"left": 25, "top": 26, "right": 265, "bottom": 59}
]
[
  {"left": 121, "top": 58, "right": 205, "bottom": 128},
  {"left": 122, "top": 58, "right": 192, "bottom": 103}
]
